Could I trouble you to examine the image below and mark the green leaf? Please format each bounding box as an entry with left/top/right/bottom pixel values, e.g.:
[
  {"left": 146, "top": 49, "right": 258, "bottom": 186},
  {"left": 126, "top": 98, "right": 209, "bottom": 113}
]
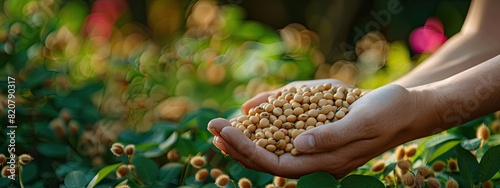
[
  {"left": 20, "top": 163, "right": 37, "bottom": 183},
  {"left": 34, "top": 122, "right": 55, "bottom": 140},
  {"left": 228, "top": 163, "right": 273, "bottom": 187},
  {"left": 175, "top": 137, "right": 196, "bottom": 156},
  {"left": 135, "top": 142, "right": 158, "bottom": 150},
  {"left": 64, "top": 171, "right": 87, "bottom": 188},
  {"left": 428, "top": 140, "right": 461, "bottom": 162},
  {"left": 0, "top": 178, "right": 11, "bottom": 187},
  {"left": 233, "top": 21, "right": 267, "bottom": 39},
  {"left": 297, "top": 171, "right": 338, "bottom": 188},
  {"left": 383, "top": 163, "right": 397, "bottom": 177},
  {"left": 57, "top": 0, "right": 89, "bottom": 33},
  {"left": 132, "top": 157, "right": 159, "bottom": 185},
  {"left": 201, "top": 184, "right": 219, "bottom": 188},
  {"left": 158, "top": 163, "right": 183, "bottom": 185},
  {"left": 460, "top": 116, "right": 485, "bottom": 127},
  {"left": 222, "top": 107, "right": 241, "bottom": 119},
  {"left": 426, "top": 134, "right": 462, "bottom": 149},
  {"left": 461, "top": 138, "right": 482, "bottom": 151},
  {"left": 159, "top": 132, "right": 178, "bottom": 151},
  {"left": 56, "top": 162, "right": 88, "bottom": 177},
  {"left": 143, "top": 132, "right": 179, "bottom": 158},
  {"left": 179, "top": 109, "right": 199, "bottom": 128},
  {"left": 478, "top": 145, "right": 500, "bottom": 182},
  {"left": 86, "top": 163, "right": 122, "bottom": 188},
  {"left": 455, "top": 145, "right": 479, "bottom": 186},
  {"left": 126, "top": 69, "right": 144, "bottom": 82},
  {"left": 340, "top": 174, "right": 385, "bottom": 188},
  {"left": 197, "top": 108, "right": 221, "bottom": 131},
  {"left": 20, "top": 68, "right": 51, "bottom": 88},
  {"left": 37, "top": 142, "right": 70, "bottom": 158},
  {"left": 115, "top": 179, "right": 129, "bottom": 187}
]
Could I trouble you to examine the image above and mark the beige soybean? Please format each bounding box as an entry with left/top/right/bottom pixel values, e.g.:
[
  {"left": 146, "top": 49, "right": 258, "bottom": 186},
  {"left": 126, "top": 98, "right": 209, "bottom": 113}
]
[{"left": 231, "top": 84, "right": 364, "bottom": 156}]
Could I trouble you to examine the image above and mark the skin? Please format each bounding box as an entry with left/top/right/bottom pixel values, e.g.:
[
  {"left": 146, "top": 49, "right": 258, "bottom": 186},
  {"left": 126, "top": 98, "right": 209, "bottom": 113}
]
[{"left": 207, "top": 0, "right": 500, "bottom": 178}]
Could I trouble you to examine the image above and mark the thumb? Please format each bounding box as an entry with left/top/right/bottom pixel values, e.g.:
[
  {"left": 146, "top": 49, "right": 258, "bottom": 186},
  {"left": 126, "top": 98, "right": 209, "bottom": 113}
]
[{"left": 293, "top": 120, "right": 364, "bottom": 153}]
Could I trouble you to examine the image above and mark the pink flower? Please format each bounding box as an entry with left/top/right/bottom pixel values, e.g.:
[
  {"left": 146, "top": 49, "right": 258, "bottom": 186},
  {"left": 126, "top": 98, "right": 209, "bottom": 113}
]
[{"left": 409, "top": 17, "right": 448, "bottom": 53}]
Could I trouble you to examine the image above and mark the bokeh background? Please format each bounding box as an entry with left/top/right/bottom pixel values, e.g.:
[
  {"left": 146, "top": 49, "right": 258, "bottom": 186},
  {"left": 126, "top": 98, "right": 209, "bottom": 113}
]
[{"left": 2, "top": 0, "right": 492, "bottom": 187}]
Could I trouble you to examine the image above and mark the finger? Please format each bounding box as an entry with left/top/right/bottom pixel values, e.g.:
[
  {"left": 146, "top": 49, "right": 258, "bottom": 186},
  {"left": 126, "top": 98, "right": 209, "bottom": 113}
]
[
  {"left": 293, "top": 115, "right": 372, "bottom": 153},
  {"left": 207, "top": 118, "right": 232, "bottom": 137},
  {"left": 218, "top": 126, "right": 276, "bottom": 172},
  {"left": 219, "top": 126, "right": 335, "bottom": 178},
  {"left": 208, "top": 118, "right": 329, "bottom": 176},
  {"left": 212, "top": 136, "right": 228, "bottom": 154},
  {"left": 212, "top": 135, "right": 267, "bottom": 172},
  {"left": 241, "top": 91, "right": 274, "bottom": 114}
]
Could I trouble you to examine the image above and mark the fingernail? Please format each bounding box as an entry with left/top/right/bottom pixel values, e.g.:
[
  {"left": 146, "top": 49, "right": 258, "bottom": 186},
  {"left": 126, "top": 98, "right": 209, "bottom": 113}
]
[
  {"left": 213, "top": 136, "right": 228, "bottom": 154},
  {"left": 294, "top": 135, "right": 315, "bottom": 152},
  {"left": 220, "top": 127, "right": 230, "bottom": 140},
  {"left": 208, "top": 127, "right": 220, "bottom": 137}
]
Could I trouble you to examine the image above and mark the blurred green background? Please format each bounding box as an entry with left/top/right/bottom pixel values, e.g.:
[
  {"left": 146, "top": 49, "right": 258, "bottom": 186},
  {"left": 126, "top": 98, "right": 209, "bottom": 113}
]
[{"left": 0, "top": 0, "right": 481, "bottom": 187}]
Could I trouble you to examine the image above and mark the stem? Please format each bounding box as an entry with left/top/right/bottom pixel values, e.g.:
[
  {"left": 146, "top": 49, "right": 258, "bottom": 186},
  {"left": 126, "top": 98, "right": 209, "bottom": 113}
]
[
  {"left": 132, "top": 170, "right": 146, "bottom": 186},
  {"left": 18, "top": 163, "right": 24, "bottom": 188},
  {"left": 127, "top": 156, "right": 146, "bottom": 186},
  {"left": 230, "top": 179, "right": 236, "bottom": 188},
  {"left": 392, "top": 170, "right": 397, "bottom": 187},
  {"left": 180, "top": 156, "right": 192, "bottom": 186}
]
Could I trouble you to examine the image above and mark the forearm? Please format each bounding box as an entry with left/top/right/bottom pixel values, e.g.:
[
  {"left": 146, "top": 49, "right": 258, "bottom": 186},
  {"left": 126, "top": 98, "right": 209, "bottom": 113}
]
[
  {"left": 414, "top": 55, "right": 500, "bottom": 136},
  {"left": 392, "top": 0, "right": 500, "bottom": 88},
  {"left": 392, "top": 32, "right": 500, "bottom": 88}
]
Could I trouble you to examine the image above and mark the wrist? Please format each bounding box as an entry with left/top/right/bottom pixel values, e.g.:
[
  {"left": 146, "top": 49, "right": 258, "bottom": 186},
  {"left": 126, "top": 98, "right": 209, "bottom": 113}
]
[{"left": 407, "top": 84, "right": 447, "bottom": 138}]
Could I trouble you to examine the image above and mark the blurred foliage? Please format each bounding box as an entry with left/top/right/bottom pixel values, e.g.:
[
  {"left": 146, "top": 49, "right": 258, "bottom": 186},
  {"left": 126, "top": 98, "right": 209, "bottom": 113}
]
[{"left": 0, "top": 0, "right": 498, "bottom": 187}]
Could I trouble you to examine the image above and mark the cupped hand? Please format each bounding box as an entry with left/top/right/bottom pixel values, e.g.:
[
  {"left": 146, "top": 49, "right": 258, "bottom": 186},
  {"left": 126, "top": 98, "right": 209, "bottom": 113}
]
[{"left": 208, "top": 84, "right": 440, "bottom": 179}]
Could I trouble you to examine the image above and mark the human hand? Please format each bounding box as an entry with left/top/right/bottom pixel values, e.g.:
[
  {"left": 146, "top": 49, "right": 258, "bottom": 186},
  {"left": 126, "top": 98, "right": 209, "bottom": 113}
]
[{"left": 208, "top": 84, "right": 440, "bottom": 178}]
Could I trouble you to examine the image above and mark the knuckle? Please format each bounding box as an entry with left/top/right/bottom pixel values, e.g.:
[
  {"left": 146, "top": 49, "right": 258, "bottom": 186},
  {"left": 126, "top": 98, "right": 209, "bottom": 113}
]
[
  {"left": 236, "top": 139, "right": 257, "bottom": 161},
  {"left": 315, "top": 127, "right": 341, "bottom": 150}
]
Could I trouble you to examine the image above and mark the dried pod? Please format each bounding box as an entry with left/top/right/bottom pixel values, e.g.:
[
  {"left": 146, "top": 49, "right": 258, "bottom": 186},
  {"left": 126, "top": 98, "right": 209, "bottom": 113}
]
[
  {"left": 18, "top": 154, "right": 34, "bottom": 165},
  {"left": 370, "top": 160, "right": 385, "bottom": 172},
  {"left": 427, "top": 177, "right": 441, "bottom": 188},
  {"left": 0, "top": 154, "right": 6, "bottom": 165},
  {"left": 448, "top": 158, "right": 458, "bottom": 172},
  {"left": 238, "top": 178, "right": 252, "bottom": 188},
  {"left": 124, "top": 145, "right": 135, "bottom": 156},
  {"left": 394, "top": 146, "right": 406, "bottom": 161},
  {"left": 416, "top": 175, "right": 425, "bottom": 187},
  {"left": 417, "top": 166, "right": 431, "bottom": 178},
  {"left": 1, "top": 166, "right": 10, "bottom": 178},
  {"left": 432, "top": 161, "right": 445, "bottom": 172},
  {"left": 402, "top": 173, "right": 415, "bottom": 187},
  {"left": 210, "top": 168, "right": 223, "bottom": 179},
  {"left": 397, "top": 159, "right": 412, "bottom": 172},
  {"left": 195, "top": 168, "right": 209, "bottom": 182},
  {"left": 273, "top": 176, "right": 286, "bottom": 187},
  {"left": 215, "top": 174, "right": 230, "bottom": 187},
  {"left": 283, "top": 181, "right": 297, "bottom": 188},
  {"left": 190, "top": 156, "right": 206, "bottom": 168},
  {"left": 476, "top": 124, "right": 490, "bottom": 141},
  {"left": 116, "top": 165, "right": 129, "bottom": 178},
  {"left": 404, "top": 144, "right": 417, "bottom": 158},
  {"left": 445, "top": 179, "right": 458, "bottom": 188},
  {"left": 111, "top": 143, "right": 125, "bottom": 157}
]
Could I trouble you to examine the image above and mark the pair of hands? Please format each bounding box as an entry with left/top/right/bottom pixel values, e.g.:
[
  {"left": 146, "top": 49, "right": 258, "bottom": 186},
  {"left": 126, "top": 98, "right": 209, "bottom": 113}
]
[{"left": 208, "top": 79, "right": 440, "bottom": 178}]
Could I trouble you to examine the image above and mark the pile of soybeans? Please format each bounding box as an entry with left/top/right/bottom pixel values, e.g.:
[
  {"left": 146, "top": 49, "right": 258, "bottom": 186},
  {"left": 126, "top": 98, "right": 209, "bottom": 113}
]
[{"left": 230, "top": 83, "right": 364, "bottom": 156}]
